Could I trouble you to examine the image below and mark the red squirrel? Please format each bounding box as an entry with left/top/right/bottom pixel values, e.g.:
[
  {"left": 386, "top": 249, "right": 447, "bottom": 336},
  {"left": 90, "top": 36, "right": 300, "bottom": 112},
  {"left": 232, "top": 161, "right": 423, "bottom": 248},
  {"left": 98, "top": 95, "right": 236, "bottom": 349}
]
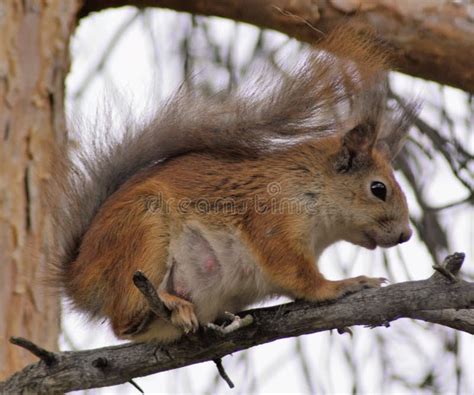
[{"left": 49, "top": 30, "right": 416, "bottom": 342}]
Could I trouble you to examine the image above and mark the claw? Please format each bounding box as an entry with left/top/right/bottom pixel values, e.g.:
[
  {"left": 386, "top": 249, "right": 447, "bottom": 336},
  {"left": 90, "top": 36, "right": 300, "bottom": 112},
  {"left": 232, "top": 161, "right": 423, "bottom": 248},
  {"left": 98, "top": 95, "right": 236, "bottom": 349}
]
[{"left": 161, "top": 292, "right": 199, "bottom": 334}]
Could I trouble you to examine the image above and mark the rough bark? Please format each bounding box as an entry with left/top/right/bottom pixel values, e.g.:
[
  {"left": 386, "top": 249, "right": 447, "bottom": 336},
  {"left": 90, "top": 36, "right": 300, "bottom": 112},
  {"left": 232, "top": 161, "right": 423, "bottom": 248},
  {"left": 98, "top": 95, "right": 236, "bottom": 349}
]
[
  {"left": 79, "top": 0, "right": 474, "bottom": 93},
  {"left": 1, "top": 254, "right": 472, "bottom": 394},
  {"left": 0, "top": 0, "right": 79, "bottom": 380}
]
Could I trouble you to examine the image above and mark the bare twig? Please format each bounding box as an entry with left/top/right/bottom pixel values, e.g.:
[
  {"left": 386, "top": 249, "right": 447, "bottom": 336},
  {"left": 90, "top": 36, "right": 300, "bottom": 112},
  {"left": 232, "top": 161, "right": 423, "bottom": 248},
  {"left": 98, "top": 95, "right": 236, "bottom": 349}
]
[
  {"left": 337, "top": 327, "right": 353, "bottom": 336},
  {"left": 427, "top": 195, "right": 473, "bottom": 212},
  {"left": 213, "top": 358, "right": 235, "bottom": 389},
  {"left": 391, "top": 90, "right": 473, "bottom": 192},
  {"left": 431, "top": 252, "right": 465, "bottom": 282},
  {"left": 72, "top": 10, "right": 141, "bottom": 100},
  {"left": 9, "top": 337, "right": 57, "bottom": 367},
  {"left": 128, "top": 379, "right": 145, "bottom": 394},
  {"left": 432, "top": 265, "right": 458, "bottom": 282},
  {"left": 133, "top": 271, "right": 171, "bottom": 321}
]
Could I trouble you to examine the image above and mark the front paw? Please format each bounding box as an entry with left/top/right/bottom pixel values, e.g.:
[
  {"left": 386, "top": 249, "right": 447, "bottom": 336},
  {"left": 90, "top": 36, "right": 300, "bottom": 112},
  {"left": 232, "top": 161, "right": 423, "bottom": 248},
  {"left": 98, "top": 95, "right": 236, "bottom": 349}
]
[{"left": 337, "top": 276, "right": 388, "bottom": 297}]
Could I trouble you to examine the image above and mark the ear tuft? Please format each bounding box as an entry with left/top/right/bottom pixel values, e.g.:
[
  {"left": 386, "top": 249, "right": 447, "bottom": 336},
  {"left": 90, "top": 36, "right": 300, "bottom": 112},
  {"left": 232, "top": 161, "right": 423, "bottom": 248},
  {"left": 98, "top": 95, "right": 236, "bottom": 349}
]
[{"left": 377, "top": 100, "right": 420, "bottom": 160}]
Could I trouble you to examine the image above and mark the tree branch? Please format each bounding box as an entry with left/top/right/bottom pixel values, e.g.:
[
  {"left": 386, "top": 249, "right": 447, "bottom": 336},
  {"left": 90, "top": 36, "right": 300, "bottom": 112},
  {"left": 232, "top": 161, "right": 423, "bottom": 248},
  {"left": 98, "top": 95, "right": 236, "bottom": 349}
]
[
  {"left": 1, "top": 253, "right": 473, "bottom": 394},
  {"left": 79, "top": 0, "right": 474, "bottom": 93}
]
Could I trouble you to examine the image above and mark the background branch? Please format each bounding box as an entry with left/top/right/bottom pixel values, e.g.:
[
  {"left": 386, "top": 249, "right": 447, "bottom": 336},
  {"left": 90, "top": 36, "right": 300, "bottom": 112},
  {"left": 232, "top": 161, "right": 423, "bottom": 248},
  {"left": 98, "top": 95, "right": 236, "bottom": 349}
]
[
  {"left": 1, "top": 254, "right": 473, "bottom": 394},
  {"left": 79, "top": 0, "right": 474, "bottom": 93}
]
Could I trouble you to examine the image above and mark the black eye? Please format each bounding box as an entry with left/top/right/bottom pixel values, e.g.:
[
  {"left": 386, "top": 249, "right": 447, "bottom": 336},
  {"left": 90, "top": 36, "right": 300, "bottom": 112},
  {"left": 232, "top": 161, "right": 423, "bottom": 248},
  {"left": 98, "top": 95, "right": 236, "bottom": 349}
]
[{"left": 371, "top": 181, "right": 387, "bottom": 201}]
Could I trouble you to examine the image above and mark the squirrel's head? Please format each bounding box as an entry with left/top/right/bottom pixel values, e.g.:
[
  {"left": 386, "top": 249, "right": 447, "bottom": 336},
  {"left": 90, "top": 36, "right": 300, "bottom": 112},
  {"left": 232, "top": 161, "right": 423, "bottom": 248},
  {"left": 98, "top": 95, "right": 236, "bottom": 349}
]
[{"left": 320, "top": 117, "right": 414, "bottom": 250}]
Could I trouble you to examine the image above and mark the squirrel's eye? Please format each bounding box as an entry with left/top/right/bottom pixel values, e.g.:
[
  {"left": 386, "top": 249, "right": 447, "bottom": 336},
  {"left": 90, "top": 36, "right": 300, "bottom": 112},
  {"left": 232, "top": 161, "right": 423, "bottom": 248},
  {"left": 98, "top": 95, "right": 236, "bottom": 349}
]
[{"left": 370, "top": 181, "right": 387, "bottom": 201}]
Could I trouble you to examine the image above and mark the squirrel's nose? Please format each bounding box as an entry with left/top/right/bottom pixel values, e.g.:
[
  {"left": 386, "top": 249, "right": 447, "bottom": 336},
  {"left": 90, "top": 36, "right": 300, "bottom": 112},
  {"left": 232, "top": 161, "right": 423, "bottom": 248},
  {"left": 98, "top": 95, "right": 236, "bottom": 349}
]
[{"left": 398, "top": 228, "right": 412, "bottom": 244}]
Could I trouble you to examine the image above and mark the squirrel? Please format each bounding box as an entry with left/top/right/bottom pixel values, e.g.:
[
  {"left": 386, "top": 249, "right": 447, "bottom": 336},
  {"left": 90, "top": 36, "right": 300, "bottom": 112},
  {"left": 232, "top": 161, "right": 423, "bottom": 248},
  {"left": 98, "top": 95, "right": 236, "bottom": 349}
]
[{"left": 49, "top": 29, "right": 417, "bottom": 342}]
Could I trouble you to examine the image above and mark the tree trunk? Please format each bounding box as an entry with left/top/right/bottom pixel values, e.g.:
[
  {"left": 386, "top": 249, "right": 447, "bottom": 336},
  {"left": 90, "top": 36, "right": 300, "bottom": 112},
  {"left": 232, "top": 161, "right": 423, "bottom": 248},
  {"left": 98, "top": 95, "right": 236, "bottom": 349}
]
[{"left": 0, "top": 0, "right": 79, "bottom": 380}]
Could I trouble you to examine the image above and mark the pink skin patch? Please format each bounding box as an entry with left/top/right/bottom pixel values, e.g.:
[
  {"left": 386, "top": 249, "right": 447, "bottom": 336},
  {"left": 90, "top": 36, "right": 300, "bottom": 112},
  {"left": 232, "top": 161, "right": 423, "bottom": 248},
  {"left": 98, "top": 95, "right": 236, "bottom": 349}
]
[{"left": 203, "top": 256, "right": 217, "bottom": 273}]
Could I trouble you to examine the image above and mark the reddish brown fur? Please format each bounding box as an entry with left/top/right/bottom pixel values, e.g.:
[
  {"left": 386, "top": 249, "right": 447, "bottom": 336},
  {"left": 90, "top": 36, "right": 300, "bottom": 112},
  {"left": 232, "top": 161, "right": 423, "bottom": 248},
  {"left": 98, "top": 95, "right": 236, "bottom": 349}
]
[{"left": 50, "top": 28, "right": 416, "bottom": 341}]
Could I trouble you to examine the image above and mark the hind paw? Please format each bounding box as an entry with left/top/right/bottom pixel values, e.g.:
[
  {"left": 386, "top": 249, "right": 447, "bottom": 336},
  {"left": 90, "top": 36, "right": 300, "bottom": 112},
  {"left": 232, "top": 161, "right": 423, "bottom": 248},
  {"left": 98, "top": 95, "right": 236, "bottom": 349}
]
[{"left": 158, "top": 291, "right": 199, "bottom": 333}]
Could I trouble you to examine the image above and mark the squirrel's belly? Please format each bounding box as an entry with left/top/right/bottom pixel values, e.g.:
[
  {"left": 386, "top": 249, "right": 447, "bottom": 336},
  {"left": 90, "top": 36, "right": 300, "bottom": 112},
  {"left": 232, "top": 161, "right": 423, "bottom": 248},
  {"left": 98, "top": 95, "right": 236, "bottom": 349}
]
[{"left": 166, "top": 222, "right": 277, "bottom": 323}]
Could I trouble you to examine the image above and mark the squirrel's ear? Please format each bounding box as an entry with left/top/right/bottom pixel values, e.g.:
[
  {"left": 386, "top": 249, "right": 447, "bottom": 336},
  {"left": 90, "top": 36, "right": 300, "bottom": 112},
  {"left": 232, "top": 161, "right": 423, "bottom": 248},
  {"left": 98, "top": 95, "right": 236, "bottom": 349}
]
[{"left": 334, "top": 123, "right": 377, "bottom": 172}]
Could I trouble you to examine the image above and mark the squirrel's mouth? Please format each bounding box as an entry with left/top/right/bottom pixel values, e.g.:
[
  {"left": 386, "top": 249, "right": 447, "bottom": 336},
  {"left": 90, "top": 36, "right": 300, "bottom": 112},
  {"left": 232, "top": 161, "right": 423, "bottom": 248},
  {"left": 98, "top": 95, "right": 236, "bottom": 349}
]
[{"left": 361, "top": 232, "right": 377, "bottom": 250}]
